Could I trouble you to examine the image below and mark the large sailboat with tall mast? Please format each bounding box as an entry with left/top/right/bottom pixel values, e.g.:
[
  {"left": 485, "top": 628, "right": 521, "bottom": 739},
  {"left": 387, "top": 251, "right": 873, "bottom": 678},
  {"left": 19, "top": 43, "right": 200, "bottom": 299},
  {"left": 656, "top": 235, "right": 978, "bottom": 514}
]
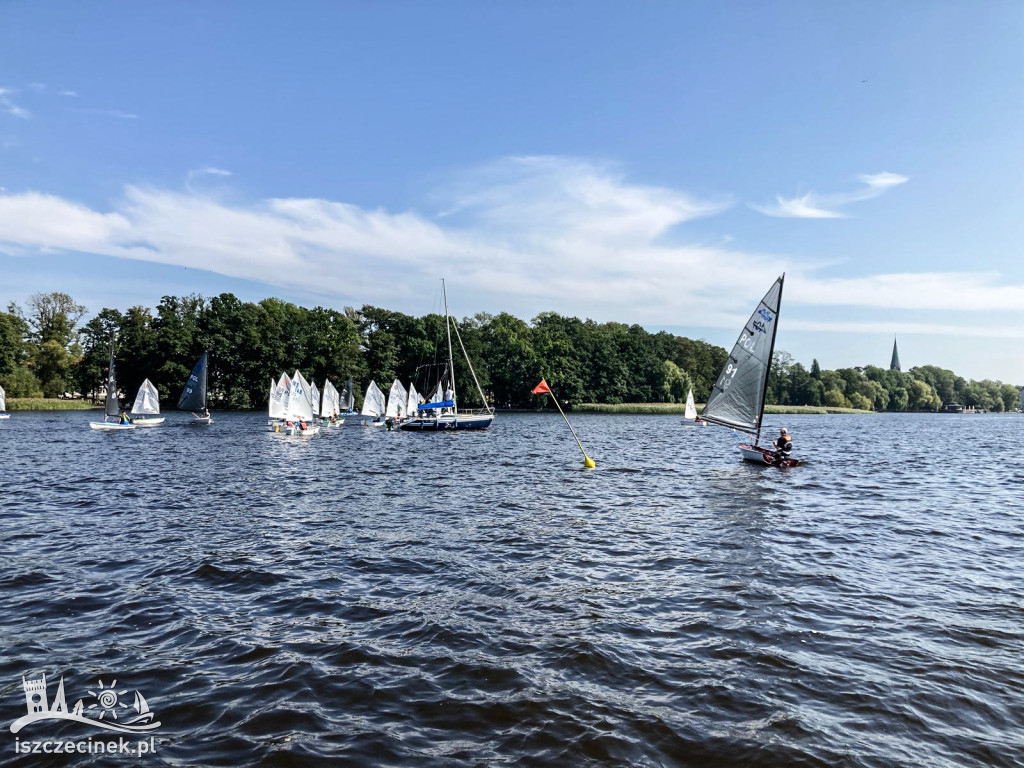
[
  {"left": 400, "top": 280, "right": 494, "bottom": 431},
  {"left": 700, "top": 275, "right": 797, "bottom": 466}
]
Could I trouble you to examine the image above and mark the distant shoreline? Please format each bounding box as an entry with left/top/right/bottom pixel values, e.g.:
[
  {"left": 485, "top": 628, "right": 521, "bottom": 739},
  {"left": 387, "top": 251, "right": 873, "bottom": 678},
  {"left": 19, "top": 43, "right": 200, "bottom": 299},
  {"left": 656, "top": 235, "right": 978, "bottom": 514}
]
[
  {"left": 6, "top": 398, "right": 98, "bottom": 411},
  {"left": 575, "top": 403, "right": 875, "bottom": 415}
]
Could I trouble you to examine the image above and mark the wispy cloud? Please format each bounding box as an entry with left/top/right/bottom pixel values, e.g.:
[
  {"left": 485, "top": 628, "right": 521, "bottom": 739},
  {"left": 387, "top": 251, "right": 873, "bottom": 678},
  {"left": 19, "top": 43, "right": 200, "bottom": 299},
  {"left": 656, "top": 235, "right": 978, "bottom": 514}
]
[
  {"left": 749, "top": 172, "right": 908, "bottom": 218},
  {"left": 0, "top": 88, "right": 30, "bottom": 120},
  {"left": 0, "top": 157, "right": 1016, "bottom": 334},
  {"left": 59, "top": 90, "right": 79, "bottom": 98},
  {"left": 73, "top": 108, "right": 139, "bottom": 120}
]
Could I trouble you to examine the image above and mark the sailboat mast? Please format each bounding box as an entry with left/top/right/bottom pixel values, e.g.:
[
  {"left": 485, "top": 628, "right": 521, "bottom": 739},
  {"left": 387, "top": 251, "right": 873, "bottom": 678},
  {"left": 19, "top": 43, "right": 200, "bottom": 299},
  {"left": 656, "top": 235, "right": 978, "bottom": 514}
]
[
  {"left": 442, "top": 279, "right": 458, "bottom": 416},
  {"left": 756, "top": 273, "right": 784, "bottom": 446}
]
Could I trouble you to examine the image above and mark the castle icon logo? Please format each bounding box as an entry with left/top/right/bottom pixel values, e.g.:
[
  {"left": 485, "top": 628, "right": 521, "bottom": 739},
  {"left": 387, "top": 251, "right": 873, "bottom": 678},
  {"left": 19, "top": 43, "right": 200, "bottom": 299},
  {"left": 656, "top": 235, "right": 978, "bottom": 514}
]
[{"left": 10, "top": 673, "right": 161, "bottom": 735}]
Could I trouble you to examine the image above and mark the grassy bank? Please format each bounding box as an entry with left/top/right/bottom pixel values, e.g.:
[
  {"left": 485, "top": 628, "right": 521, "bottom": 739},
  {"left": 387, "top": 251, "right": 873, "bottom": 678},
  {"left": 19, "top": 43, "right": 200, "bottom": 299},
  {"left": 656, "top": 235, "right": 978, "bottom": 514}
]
[
  {"left": 575, "top": 402, "right": 874, "bottom": 415},
  {"left": 6, "top": 398, "right": 99, "bottom": 411}
]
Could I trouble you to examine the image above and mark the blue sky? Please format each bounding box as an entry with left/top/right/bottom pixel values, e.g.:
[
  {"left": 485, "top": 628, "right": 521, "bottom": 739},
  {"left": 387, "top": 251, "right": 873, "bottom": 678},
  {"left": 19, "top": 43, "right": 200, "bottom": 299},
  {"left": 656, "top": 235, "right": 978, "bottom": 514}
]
[{"left": 1, "top": 1, "right": 1022, "bottom": 382}]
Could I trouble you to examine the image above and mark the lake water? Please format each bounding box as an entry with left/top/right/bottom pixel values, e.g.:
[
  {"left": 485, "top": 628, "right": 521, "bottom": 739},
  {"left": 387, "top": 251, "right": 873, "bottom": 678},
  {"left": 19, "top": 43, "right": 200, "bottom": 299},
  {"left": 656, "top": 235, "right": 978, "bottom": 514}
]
[{"left": 1, "top": 411, "right": 1022, "bottom": 766}]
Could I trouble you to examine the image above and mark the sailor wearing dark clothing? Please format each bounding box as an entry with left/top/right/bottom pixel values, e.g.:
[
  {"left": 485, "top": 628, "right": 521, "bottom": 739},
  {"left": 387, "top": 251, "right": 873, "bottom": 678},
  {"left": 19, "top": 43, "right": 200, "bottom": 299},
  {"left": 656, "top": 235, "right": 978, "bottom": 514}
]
[{"left": 773, "top": 428, "right": 792, "bottom": 463}]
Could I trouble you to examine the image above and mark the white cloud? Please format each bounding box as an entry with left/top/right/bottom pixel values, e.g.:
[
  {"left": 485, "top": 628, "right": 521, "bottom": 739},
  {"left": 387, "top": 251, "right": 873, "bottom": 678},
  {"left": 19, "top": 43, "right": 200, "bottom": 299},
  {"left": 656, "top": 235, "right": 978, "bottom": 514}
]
[
  {"left": 191, "top": 167, "right": 232, "bottom": 177},
  {"left": 750, "top": 172, "right": 908, "bottom": 218},
  {"left": 59, "top": 90, "right": 79, "bottom": 98},
  {"left": 0, "top": 157, "right": 1018, "bottom": 339},
  {"left": 0, "top": 88, "right": 30, "bottom": 119},
  {"left": 73, "top": 108, "right": 138, "bottom": 119}
]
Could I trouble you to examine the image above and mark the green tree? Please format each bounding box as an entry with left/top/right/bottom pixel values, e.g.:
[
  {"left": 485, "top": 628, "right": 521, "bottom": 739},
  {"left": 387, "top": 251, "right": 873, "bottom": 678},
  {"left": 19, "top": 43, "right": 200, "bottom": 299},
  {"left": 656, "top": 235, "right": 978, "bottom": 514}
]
[
  {"left": 660, "top": 359, "right": 693, "bottom": 403},
  {"left": 0, "top": 310, "right": 29, "bottom": 378}
]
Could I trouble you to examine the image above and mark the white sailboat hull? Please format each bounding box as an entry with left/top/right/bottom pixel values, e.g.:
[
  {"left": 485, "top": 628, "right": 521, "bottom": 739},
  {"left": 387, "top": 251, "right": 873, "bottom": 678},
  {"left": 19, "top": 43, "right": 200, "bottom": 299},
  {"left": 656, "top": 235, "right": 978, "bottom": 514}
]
[
  {"left": 284, "top": 423, "right": 320, "bottom": 436},
  {"left": 188, "top": 414, "right": 212, "bottom": 425},
  {"left": 0, "top": 414, "right": 9, "bottom": 419},
  {"left": 132, "top": 416, "right": 165, "bottom": 427},
  {"left": 90, "top": 421, "right": 136, "bottom": 431},
  {"left": 739, "top": 443, "right": 798, "bottom": 467}
]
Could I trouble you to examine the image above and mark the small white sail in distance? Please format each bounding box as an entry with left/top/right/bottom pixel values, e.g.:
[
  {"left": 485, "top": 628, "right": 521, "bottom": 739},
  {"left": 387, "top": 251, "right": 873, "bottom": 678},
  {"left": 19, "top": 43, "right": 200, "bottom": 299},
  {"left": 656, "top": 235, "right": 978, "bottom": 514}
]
[
  {"left": 406, "top": 382, "right": 420, "bottom": 417},
  {"left": 684, "top": 388, "right": 698, "bottom": 421}
]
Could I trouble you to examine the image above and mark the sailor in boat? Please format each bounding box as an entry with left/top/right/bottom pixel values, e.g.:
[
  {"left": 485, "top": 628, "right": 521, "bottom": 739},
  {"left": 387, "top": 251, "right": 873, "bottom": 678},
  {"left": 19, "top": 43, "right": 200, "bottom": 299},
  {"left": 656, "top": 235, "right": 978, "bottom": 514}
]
[
  {"left": 772, "top": 428, "right": 793, "bottom": 464},
  {"left": 119, "top": 410, "right": 133, "bottom": 425}
]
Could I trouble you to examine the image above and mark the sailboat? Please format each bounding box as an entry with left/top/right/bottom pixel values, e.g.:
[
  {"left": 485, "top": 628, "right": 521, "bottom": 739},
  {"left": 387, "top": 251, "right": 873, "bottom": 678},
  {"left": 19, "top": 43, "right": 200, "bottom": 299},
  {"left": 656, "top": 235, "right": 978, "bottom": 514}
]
[
  {"left": 130, "top": 379, "right": 165, "bottom": 427},
  {"left": 386, "top": 379, "right": 408, "bottom": 421},
  {"left": 360, "top": 380, "right": 387, "bottom": 426},
  {"left": 700, "top": 275, "right": 797, "bottom": 466},
  {"left": 0, "top": 384, "right": 8, "bottom": 419},
  {"left": 281, "top": 370, "right": 320, "bottom": 435},
  {"left": 268, "top": 373, "right": 290, "bottom": 429},
  {"left": 89, "top": 346, "right": 136, "bottom": 430},
  {"left": 682, "top": 388, "right": 706, "bottom": 426},
  {"left": 321, "top": 380, "right": 344, "bottom": 425},
  {"left": 400, "top": 280, "right": 494, "bottom": 431},
  {"left": 178, "top": 351, "right": 212, "bottom": 424},
  {"left": 405, "top": 382, "right": 421, "bottom": 422}
]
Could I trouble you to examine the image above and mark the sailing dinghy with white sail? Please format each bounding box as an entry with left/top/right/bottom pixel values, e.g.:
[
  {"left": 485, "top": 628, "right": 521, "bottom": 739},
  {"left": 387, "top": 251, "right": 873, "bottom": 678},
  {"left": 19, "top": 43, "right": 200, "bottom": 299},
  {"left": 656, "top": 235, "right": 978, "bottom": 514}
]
[
  {"left": 130, "top": 378, "right": 165, "bottom": 426},
  {"left": 700, "top": 275, "right": 797, "bottom": 467},
  {"left": 400, "top": 280, "right": 494, "bottom": 431},
  {"left": 360, "top": 380, "right": 387, "bottom": 426},
  {"left": 269, "top": 373, "right": 290, "bottom": 429},
  {"left": 682, "top": 388, "right": 706, "bottom": 426},
  {"left": 90, "top": 347, "right": 135, "bottom": 430},
  {"left": 0, "top": 384, "right": 8, "bottom": 419},
  {"left": 178, "top": 352, "right": 212, "bottom": 424},
  {"left": 281, "top": 370, "right": 320, "bottom": 435}
]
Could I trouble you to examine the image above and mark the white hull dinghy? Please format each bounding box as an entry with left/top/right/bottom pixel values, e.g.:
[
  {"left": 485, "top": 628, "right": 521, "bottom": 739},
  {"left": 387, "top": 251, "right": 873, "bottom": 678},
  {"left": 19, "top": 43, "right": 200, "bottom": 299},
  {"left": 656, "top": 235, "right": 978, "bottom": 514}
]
[
  {"left": 89, "top": 345, "right": 135, "bottom": 431},
  {"left": 131, "top": 378, "right": 164, "bottom": 427}
]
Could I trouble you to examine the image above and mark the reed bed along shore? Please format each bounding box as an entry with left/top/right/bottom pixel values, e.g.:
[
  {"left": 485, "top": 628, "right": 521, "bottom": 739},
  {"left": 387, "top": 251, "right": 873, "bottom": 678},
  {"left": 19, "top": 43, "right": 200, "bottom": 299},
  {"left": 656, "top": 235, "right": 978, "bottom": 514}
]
[
  {"left": 6, "top": 398, "right": 99, "bottom": 411},
  {"left": 575, "top": 402, "right": 874, "bottom": 415}
]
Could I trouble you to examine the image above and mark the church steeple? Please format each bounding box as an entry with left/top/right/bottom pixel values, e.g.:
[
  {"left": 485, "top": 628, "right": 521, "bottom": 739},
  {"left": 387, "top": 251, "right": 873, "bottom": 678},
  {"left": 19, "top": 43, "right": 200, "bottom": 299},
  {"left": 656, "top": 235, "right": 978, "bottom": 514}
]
[{"left": 890, "top": 336, "right": 901, "bottom": 371}]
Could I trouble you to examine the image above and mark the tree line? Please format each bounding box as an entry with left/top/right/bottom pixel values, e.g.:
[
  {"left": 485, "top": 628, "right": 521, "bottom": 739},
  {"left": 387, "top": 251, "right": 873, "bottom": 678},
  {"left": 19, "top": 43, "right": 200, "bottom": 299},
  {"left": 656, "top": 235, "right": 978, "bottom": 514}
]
[{"left": 0, "top": 291, "right": 1019, "bottom": 412}]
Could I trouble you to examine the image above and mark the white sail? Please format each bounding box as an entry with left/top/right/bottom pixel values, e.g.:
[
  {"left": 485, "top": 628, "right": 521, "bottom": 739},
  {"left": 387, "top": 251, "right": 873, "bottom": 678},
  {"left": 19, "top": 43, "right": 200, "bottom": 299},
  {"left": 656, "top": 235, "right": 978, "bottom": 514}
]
[
  {"left": 406, "top": 382, "right": 420, "bottom": 418},
  {"left": 287, "top": 370, "right": 314, "bottom": 422},
  {"left": 386, "top": 379, "right": 408, "bottom": 418},
  {"left": 361, "top": 380, "right": 386, "bottom": 417},
  {"left": 131, "top": 379, "right": 161, "bottom": 415},
  {"left": 432, "top": 383, "right": 443, "bottom": 404},
  {"left": 330, "top": 382, "right": 341, "bottom": 416},
  {"left": 311, "top": 382, "right": 321, "bottom": 417},
  {"left": 269, "top": 374, "right": 289, "bottom": 419},
  {"left": 684, "top": 388, "right": 697, "bottom": 420},
  {"left": 0, "top": 383, "right": 6, "bottom": 412}
]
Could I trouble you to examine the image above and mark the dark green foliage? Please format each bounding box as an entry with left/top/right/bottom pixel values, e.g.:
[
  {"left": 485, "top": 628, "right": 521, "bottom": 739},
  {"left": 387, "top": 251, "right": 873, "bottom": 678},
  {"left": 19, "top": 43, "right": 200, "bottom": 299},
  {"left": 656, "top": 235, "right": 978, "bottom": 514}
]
[{"left": 3, "top": 289, "right": 1019, "bottom": 413}]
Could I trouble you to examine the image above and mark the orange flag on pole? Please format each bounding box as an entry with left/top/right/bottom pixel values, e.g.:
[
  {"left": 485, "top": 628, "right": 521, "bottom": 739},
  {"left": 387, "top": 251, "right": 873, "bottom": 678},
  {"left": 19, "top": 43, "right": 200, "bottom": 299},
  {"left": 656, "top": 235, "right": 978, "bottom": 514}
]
[{"left": 531, "top": 379, "right": 552, "bottom": 395}]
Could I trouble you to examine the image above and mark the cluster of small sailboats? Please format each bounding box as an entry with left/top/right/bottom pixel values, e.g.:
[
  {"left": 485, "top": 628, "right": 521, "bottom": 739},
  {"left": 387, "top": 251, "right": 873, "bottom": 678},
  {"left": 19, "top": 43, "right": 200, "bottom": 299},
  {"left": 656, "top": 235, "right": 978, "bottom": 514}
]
[
  {"left": 267, "top": 371, "right": 352, "bottom": 435},
  {"left": 11, "top": 277, "right": 796, "bottom": 465},
  {"left": 88, "top": 349, "right": 210, "bottom": 431}
]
